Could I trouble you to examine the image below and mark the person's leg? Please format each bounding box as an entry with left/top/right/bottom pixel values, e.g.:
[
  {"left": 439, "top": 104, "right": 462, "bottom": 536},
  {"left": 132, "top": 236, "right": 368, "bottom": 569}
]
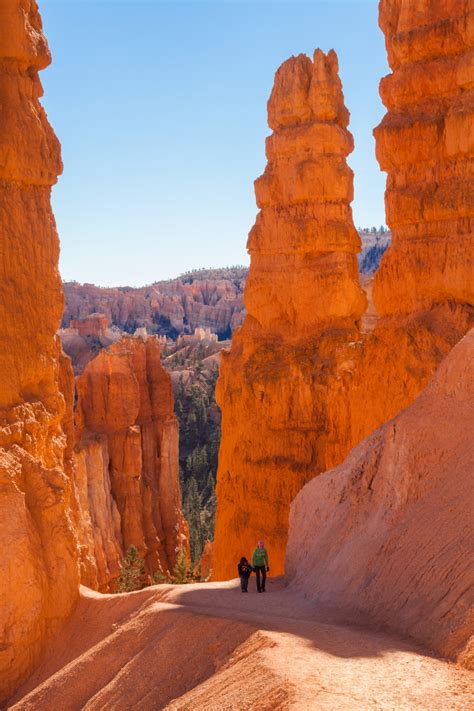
[
  {"left": 255, "top": 567, "right": 261, "bottom": 592},
  {"left": 243, "top": 576, "right": 248, "bottom": 592},
  {"left": 240, "top": 575, "right": 245, "bottom": 592},
  {"left": 261, "top": 567, "right": 267, "bottom": 592}
]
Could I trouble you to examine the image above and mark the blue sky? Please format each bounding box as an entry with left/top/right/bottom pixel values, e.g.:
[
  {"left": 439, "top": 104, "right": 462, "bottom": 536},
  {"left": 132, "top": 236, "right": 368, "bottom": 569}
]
[{"left": 39, "top": 0, "right": 389, "bottom": 287}]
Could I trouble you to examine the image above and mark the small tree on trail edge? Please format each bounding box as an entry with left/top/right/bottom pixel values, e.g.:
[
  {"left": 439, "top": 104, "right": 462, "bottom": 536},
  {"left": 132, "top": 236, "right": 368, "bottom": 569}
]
[
  {"left": 116, "top": 545, "right": 145, "bottom": 592},
  {"left": 171, "top": 547, "right": 188, "bottom": 584}
]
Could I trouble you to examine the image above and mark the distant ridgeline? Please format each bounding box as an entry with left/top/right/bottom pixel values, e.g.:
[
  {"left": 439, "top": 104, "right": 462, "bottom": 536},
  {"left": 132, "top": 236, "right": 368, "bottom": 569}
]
[{"left": 62, "top": 231, "right": 390, "bottom": 340}]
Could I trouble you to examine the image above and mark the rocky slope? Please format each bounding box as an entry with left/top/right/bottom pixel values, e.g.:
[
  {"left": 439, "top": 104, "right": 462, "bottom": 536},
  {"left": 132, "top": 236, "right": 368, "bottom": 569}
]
[
  {"left": 0, "top": 1, "right": 80, "bottom": 700},
  {"left": 212, "top": 0, "right": 474, "bottom": 580},
  {"left": 73, "top": 336, "right": 189, "bottom": 591},
  {"left": 287, "top": 330, "right": 474, "bottom": 667}
]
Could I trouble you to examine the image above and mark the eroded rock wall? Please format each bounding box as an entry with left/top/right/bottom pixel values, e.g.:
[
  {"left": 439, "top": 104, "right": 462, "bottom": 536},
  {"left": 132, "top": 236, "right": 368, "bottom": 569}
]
[
  {"left": 287, "top": 329, "right": 474, "bottom": 667},
  {"left": 63, "top": 276, "right": 246, "bottom": 339},
  {"left": 213, "top": 50, "right": 366, "bottom": 579},
  {"left": 0, "top": 1, "right": 79, "bottom": 700},
  {"left": 373, "top": 0, "right": 474, "bottom": 315},
  {"left": 213, "top": 8, "right": 474, "bottom": 580},
  {"left": 74, "top": 337, "right": 189, "bottom": 590}
]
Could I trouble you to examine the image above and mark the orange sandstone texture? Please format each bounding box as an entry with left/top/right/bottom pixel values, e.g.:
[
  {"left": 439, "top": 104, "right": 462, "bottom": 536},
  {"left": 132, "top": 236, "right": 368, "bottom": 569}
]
[
  {"left": 213, "top": 16, "right": 474, "bottom": 581},
  {"left": 74, "top": 337, "right": 188, "bottom": 590},
  {"left": 373, "top": 0, "right": 474, "bottom": 315},
  {"left": 0, "top": 1, "right": 79, "bottom": 700},
  {"left": 287, "top": 330, "right": 474, "bottom": 666},
  {"left": 213, "top": 50, "right": 366, "bottom": 579}
]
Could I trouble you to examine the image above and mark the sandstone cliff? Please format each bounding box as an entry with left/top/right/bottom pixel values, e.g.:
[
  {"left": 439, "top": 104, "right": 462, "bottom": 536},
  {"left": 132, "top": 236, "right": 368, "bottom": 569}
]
[
  {"left": 374, "top": 0, "right": 474, "bottom": 316},
  {"left": 74, "top": 336, "right": 189, "bottom": 590},
  {"left": 213, "top": 50, "right": 367, "bottom": 578},
  {"left": 0, "top": 1, "right": 79, "bottom": 700},
  {"left": 63, "top": 269, "right": 247, "bottom": 340},
  {"left": 213, "top": 6, "right": 474, "bottom": 580},
  {"left": 287, "top": 329, "right": 474, "bottom": 667}
]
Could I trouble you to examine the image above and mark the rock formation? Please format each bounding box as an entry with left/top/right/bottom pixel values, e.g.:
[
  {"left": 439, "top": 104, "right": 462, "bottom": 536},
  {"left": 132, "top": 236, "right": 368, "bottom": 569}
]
[
  {"left": 213, "top": 50, "right": 367, "bottom": 578},
  {"left": 287, "top": 329, "right": 474, "bottom": 667},
  {"left": 63, "top": 272, "right": 247, "bottom": 340},
  {"left": 350, "top": 0, "right": 474, "bottom": 446},
  {"left": 374, "top": 0, "right": 474, "bottom": 316},
  {"left": 213, "top": 7, "right": 474, "bottom": 581},
  {"left": 0, "top": 1, "right": 79, "bottom": 700},
  {"left": 60, "top": 313, "right": 122, "bottom": 375},
  {"left": 73, "top": 336, "right": 189, "bottom": 590}
]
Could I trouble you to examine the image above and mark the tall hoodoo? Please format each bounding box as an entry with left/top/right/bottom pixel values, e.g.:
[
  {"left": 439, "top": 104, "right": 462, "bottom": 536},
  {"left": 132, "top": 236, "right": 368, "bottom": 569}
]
[
  {"left": 247, "top": 49, "right": 365, "bottom": 334},
  {"left": 373, "top": 0, "right": 474, "bottom": 314},
  {"left": 74, "top": 337, "right": 189, "bottom": 591},
  {"left": 213, "top": 50, "right": 366, "bottom": 580},
  {"left": 0, "top": 0, "right": 79, "bottom": 700}
]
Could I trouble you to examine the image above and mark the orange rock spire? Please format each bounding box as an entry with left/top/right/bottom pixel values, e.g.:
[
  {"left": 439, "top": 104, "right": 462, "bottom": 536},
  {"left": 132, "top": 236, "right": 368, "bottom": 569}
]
[
  {"left": 74, "top": 337, "right": 189, "bottom": 590},
  {"left": 212, "top": 50, "right": 365, "bottom": 580},
  {"left": 373, "top": 0, "right": 474, "bottom": 315},
  {"left": 0, "top": 1, "right": 79, "bottom": 700},
  {"left": 247, "top": 49, "right": 365, "bottom": 333}
]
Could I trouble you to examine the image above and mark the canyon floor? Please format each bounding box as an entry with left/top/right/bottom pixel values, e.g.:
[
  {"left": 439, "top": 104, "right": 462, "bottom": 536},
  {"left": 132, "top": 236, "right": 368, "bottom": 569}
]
[{"left": 11, "top": 579, "right": 473, "bottom": 710}]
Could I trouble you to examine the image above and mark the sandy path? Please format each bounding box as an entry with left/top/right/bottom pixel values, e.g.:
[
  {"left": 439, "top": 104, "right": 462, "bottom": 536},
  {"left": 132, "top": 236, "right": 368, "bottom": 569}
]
[{"left": 10, "top": 579, "right": 473, "bottom": 710}]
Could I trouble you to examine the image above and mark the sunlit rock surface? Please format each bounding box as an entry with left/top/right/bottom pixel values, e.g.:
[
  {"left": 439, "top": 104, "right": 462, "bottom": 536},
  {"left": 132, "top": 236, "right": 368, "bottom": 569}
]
[
  {"left": 74, "top": 337, "right": 189, "bottom": 590},
  {"left": 287, "top": 329, "right": 474, "bottom": 668},
  {"left": 213, "top": 50, "right": 366, "bottom": 579},
  {"left": 213, "top": 10, "right": 474, "bottom": 580},
  {"left": 0, "top": 1, "right": 79, "bottom": 700}
]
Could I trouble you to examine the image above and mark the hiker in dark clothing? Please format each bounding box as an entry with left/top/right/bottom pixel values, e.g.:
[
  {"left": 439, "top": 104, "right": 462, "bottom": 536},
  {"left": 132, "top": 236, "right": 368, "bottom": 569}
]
[
  {"left": 252, "top": 540, "right": 269, "bottom": 593},
  {"left": 237, "top": 556, "right": 253, "bottom": 592}
]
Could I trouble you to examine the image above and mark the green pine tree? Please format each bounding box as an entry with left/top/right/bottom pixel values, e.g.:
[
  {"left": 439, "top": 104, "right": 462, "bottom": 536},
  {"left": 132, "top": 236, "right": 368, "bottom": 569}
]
[
  {"left": 171, "top": 548, "right": 188, "bottom": 584},
  {"left": 116, "top": 545, "right": 145, "bottom": 592}
]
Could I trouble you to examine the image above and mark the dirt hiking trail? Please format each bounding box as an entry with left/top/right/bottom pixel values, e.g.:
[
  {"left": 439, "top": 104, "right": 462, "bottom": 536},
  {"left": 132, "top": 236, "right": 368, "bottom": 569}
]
[{"left": 10, "top": 579, "right": 473, "bottom": 710}]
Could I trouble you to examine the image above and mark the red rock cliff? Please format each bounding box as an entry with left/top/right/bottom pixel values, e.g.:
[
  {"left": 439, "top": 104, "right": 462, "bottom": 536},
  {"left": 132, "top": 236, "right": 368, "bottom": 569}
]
[
  {"left": 63, "top": 274, "right": 246, "bottom": 339},
  {"left": 0, "top": 1, "right": 79, "bottom": 700},
  {"left": 74, "top": 336, "right": 188, "bottom": 590},
  {"left": 287, "top": 329, "right": 474, "bottom": 667},
  {"left": 374, "top": 0, "right": 474, "bottom": 316},
  {"left": 213, "top": 14, "right": 474, "bottom": 580},
  {"left": 213, "top": 50, "right": 366, "bottom": 579}
]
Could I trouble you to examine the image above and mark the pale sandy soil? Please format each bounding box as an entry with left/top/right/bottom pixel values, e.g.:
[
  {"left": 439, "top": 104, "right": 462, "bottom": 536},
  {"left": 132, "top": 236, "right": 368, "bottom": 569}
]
[{"left": 10, "top": 579, "right": 473, "bottom": 710}]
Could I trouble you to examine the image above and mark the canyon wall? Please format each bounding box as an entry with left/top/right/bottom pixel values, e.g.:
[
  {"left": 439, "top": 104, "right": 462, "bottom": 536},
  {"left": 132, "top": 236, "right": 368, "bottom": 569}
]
[
  {"left": 213, "top": 2, "right": 474, "bottom": 581},
  {"left": 287, "top": 329, "right": 474, "bottom": 667},
  {"left": 0, "top": 1, "right": 79, "bottom": 700},
  {"left": 213, "top": 50, "right": 367, "bottom": 578},
  {"left": 73, "top": 336, "right": 189, "bottom": 591},
  {"left": 63, "top": 273, "right": 247, "bottom": 339},
  {"left": 374, "top": 0, "right": 474, "bottom": 316},
  {"left": 349, "top": 0, "right": 474, "bottom": 444}
]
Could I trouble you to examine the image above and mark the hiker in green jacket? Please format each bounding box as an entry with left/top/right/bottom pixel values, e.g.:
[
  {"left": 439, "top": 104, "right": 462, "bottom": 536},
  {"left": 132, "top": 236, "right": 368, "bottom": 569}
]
[{"left": 252, "top": 540, "right": 269, "bottom": 593}]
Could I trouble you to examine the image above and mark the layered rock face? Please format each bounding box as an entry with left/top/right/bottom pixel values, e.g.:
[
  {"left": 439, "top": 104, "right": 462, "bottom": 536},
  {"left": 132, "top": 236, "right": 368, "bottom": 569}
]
[
  {"left": 0, "top": 1, "right": 79, "bottom": 699},
  {"left": 373, "top": 0, "right": 474, "bottom": 315},
  {"left": 287, "top": 330, "right": 474, "bottom": 667},
  {"left": 63, "top": 274, "right": 246, "bottom": 339},
  {"left": 213, "top": 51, "right": 366, "bottom": 578},
  {"left": 349, "top": 0, "right": 474, "bottom": 443},
  {"left": 74, "top": 337, "right": 188, "bottom": 590},
  {"left": 213, "top": 15, "right": 474, "bottom": 581}
]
